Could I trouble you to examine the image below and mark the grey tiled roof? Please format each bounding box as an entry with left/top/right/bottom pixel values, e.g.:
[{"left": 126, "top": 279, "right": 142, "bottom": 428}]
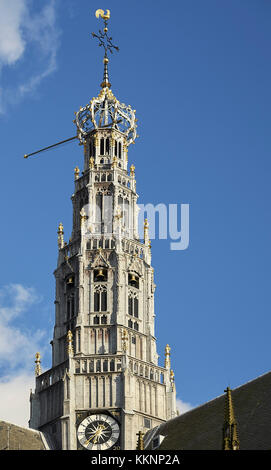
[
  {"left": 0, "top": 421, "right": 47, "bottom": 450},
  {"left": 146, "top": 370, "right": 271, "bottom": 450}
]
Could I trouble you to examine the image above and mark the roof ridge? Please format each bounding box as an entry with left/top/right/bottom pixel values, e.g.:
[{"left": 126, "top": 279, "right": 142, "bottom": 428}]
[
  {"left": 167, "top": 369, "right": 271, "bottom": 425},
  {"left": 0, "top": 420, "right": 40, "bottom": 434}
]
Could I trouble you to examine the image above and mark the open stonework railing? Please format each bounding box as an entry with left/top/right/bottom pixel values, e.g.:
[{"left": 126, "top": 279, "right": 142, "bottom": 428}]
[
  {"left": 86, "top": 236, "right": 116, "bottom": 251},
  {"left": 128, "top": 357, "right": 167, "bottom": 385},
  {"left": 36, "top": 360, "right": 68, "bottom": 392},
  {"left": 74, "top": 167, "right": 133, "bottom": 193},
  {"left": 72, "top": 354, "right": 167, "bottom": 385},
  {"left": 73, "top": 355, "right": 123, "bottom": 375}
]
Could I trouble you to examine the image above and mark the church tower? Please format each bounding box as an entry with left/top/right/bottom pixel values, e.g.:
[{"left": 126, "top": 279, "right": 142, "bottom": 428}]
[{"left": 29, "top": 10, "right": 177, "bottom": 450}]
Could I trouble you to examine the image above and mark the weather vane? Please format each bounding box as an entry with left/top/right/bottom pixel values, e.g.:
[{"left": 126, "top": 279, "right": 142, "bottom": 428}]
[
  {"left": 23, "top": 9, "right": 121, "bottom": 159},
  {"left": 92, "top": 9, "right": 119, "bottom": 89},
  {"left": 92, "top": 9, "right": 119, "bottom": 57}
]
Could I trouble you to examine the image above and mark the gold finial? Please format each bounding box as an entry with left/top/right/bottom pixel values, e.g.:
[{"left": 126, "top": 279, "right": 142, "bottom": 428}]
[
  {"left": 89, "top": 157, "right": 95, "bottom": 169},
  {"left": 130, "top": 164, "right": 135, "bottom": 176},
  {"left": 112, "top": 156, "right": 118, "bottom": 168},
  {"left": 57, "top": 223, "right": 64, "bottom": 250},
  {"left": 67, "top": 330, "right": 74, "bottom": 355},
  {"left": 121, "top": 328, "right": 129, "bottom": 352},
  {"left": 165, "top": 344, "right": 171, "bottom": 368},
  {"left": 74, "top": 166, "right": 80, "bottom": 180},
  {"left": 136, "top": 431, "right": 145, "bottom": 450},
  {"left": 35, "top": 352, "right": 42, "bottom": 377},
  {"left": 223, "top": 387, "right": 240, "bottom": 450}
]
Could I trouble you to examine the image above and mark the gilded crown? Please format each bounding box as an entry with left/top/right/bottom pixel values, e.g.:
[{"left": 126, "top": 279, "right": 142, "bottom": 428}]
[{"left": 75, "top": 87, "right": 137, "bottom": 146}]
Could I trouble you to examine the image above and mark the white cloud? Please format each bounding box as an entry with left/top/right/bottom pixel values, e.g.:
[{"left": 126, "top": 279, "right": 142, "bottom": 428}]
[
  {"left": 0, "top": 372, "right": 34, "bottom": 427},
  {"left": 176, "top": 397, "right": 194, "bottom": 415},
  {"left": 0, "top": 0, "right": 60, "bottom": 113},
  {"left": 0, "top": 284, "right": 45, "bottom": 370},
  {"left": 0, "top": 0, "right": 27, "bottom": 66},
  {"left": 0, "top": 283, "right": 47, "bottom": 427}
]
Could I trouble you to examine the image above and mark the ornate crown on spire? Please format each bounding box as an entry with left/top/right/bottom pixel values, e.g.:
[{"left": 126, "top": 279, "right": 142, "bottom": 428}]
[{"left": 74, "top": 10, "right": 138, "bottom": 146}]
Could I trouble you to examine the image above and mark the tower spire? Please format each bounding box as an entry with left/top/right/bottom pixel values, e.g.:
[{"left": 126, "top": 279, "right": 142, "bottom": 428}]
[
  {"left": 223, "top": 387, "right": 240, "bottom": 450},
  {"left": 92, "top": 9, "right": 119, "bottom": 89},
  {"left": 29, "top": 9, "right": 177, "bottom": 450}
]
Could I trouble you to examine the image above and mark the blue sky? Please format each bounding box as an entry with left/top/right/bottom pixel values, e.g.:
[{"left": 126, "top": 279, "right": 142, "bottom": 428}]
[{"left": 0, "top": 0, "right": 271, "bottom": 425}]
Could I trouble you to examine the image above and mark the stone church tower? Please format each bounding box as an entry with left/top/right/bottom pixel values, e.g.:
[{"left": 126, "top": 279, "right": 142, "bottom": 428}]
[{"left": 29, "top": 10, "right": 177, "bottom": 450}]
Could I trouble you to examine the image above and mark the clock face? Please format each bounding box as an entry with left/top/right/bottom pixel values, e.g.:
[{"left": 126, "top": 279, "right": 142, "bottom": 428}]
[{"left": 77, "top": 414, "right": 120, "bottom": 450}]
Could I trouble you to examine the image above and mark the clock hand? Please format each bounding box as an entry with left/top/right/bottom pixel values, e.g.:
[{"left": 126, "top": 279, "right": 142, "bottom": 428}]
[
  {"left": 84, "top": 430, "right": 98, "bottom": 446},
  {"left": 85, "top": 424, "right": 106, "bottom": 446}
]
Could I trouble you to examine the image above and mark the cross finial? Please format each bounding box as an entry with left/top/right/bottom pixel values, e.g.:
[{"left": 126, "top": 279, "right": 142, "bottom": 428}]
[{"left": 92, "top": 9, "right": 119, "bottom": 89}]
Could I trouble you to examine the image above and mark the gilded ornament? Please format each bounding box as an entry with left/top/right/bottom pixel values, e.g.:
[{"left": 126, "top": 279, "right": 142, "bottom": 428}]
[
  {"left": 136, "top": 431, "right": 145, "bottom": 450},
  {"left": 121, "top": 328, "right": 128, "bottom": 352},
  {"left": 95, "top": 9, "right": 110, "bottom": 20},
  {"left": 74, "top": 166, "right": 80, "bottom": 180},
  {"left": 89, "top": 157, "right": 95, "bottom": 169},
  {"left": 35, "top": 352, "right": 42, "bottom": 377},
  {"left": 67, "top": 330, "right": 74, "bottom": 355}
]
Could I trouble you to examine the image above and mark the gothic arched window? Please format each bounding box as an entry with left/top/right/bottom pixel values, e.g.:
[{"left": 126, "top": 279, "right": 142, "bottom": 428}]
[
  {"left": 100, "top": 138, "right": 104, "bottom": 155},
  {"left": 67, "top": 293, "right": 75, "bottom": 320},
  {"left": 128, "top": 291, "right": 139, "bottom": 318},
  {"left": 94, "top": 285, "right": 107, "bottom": 312},
  {"left": 118, "top": 142, "right": 122, "bottom": 158},
  {"left": 105, "top": 138, "right": 110, "bottom": 154},
  {"left": 101, "top": 315, "right": 107, "bottom": 325}
]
